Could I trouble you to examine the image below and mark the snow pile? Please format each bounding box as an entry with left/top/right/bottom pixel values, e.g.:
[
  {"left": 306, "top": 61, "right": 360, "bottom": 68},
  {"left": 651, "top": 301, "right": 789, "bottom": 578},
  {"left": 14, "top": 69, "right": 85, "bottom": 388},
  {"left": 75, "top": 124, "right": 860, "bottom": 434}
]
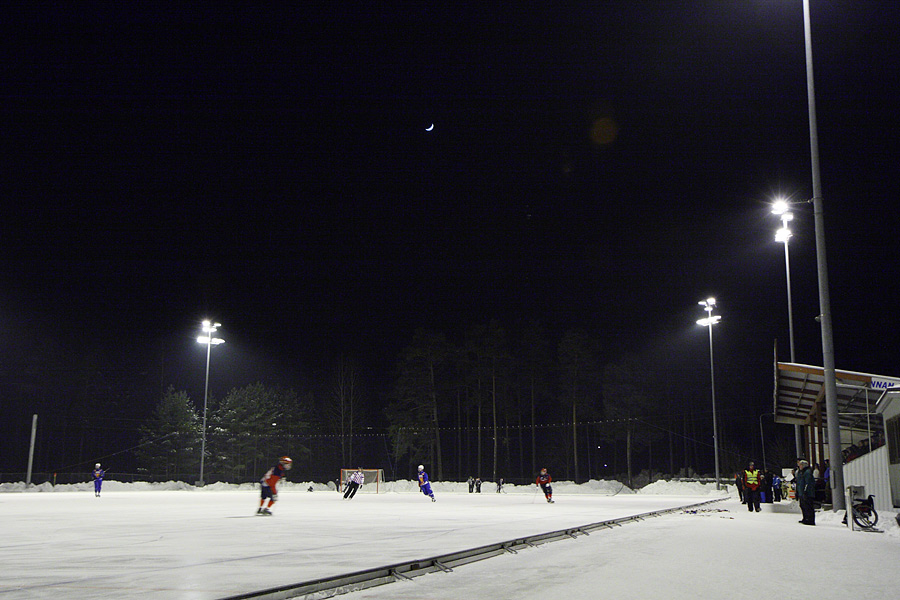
[
  {"left": 638, "top": 479, "right": 731, "bottom": 497},
  {"left": 0, "top": 478, "right": 748, "bottom": 498},
  {"left": 382, "top": 479, "right": 634, "bottom": 495},
  {"left": 553, "top": 479, "right": 634, "bottom": 494},
  {"left": 0, "top": 480, "right": 333, "bottom": 493}
]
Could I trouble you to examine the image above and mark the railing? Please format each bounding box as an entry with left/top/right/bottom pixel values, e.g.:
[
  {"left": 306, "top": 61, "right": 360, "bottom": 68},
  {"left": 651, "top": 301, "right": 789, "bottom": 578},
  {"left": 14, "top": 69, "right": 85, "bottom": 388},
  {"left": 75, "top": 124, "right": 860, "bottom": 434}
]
[{"left": 219, "top": 497, "right": 728, "bottom": 600}]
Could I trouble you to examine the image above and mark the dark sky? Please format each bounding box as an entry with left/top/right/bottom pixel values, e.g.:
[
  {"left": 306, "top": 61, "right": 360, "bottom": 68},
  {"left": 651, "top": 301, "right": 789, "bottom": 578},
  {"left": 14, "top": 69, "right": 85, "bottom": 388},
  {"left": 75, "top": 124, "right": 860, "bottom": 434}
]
[{"left": 3, "top": 1, "right": 900, "bottom": 413}]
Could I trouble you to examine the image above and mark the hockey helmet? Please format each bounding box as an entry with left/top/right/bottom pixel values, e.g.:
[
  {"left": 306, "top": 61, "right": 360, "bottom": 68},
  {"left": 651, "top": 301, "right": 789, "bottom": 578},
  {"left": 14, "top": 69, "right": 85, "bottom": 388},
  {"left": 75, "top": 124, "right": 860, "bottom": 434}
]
[
  {"left": 540, "top": 468, "right": 547, "bottom": 474},
  {"left": 95, "top": 463, "right": 101, "bottom": 469},
  {"left": 280, "top": 456, "right": 293, "bottom": 470},
  {"left": 417, "top": 464, "right": 424, "bottom": 472}
]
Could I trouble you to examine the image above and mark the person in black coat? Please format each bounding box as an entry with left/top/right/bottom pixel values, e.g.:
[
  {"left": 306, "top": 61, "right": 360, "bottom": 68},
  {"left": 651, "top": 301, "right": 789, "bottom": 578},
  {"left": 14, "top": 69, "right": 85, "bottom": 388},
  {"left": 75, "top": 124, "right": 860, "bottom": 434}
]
[{"left": 796, "top": 459, "right": 816, "bottom": 525}]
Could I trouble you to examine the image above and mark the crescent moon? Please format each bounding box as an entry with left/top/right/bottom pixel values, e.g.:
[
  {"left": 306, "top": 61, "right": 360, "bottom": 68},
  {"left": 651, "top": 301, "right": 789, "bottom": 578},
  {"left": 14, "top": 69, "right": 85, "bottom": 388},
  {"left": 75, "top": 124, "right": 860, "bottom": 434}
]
[{"left": 425, "top": 123, "right": 434, "bottom": 131}]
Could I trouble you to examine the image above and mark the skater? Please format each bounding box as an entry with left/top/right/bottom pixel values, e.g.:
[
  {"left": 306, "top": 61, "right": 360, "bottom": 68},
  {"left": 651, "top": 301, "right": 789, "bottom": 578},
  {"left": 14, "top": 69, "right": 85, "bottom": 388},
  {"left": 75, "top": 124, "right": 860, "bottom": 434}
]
[
  {"left": 536, "top": 468, "right": 554, "bottom": 503},
  {"left": 417, "top": 464, "right": 436, "bottom": 502},
  {"left": 475, "top": 477, "right": 482, "bottom": 493},
  {"left": 467, "top": 475, "right": 475, "bottom": 493},
  {"left": 344, "top": 467, "right": 365, "bottom": 499},
  {"left": 92, "top": 463, "right": 105, "bottom": 497},
  {"left": 742, "top": 461, "right": 762, "bottom": 512},
  {"left": 257, "top": 456, "right": 292, "bottom": 515}
]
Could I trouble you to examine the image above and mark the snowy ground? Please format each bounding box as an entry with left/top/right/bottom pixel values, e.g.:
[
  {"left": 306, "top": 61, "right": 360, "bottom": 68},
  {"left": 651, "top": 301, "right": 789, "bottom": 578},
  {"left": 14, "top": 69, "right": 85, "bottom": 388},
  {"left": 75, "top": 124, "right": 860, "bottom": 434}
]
[{"left": 1, "top": 479, "right": 897, "bottom": 599}]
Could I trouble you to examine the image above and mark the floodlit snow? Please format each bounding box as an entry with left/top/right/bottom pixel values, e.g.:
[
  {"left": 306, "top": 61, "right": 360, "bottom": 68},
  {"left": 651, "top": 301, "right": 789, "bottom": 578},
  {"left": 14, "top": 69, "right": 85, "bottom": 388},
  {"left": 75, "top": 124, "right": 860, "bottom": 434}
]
[{"left": 0, "top": 480, "right": 896, "bottom": 599}]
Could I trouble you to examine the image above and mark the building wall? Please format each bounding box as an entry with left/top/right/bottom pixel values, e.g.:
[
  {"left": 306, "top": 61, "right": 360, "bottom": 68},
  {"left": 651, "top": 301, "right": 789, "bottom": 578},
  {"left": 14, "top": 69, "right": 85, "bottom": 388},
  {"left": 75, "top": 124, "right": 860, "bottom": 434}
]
[
  {"left": 882, "top": 399, "right": 900, "bottom": 507},
  {"left": 842, "top": 446, "right": 893, "bottom": 511}
]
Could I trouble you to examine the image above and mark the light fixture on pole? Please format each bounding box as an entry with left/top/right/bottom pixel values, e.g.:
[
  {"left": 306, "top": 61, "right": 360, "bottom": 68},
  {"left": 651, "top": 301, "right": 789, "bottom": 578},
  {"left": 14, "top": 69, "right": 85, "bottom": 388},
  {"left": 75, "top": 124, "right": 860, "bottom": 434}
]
[
  {"left": 197, "top": 320, "right": 224, "bottom": 486},
  {"left": 771, "top": 198, "right": 803, "bottom": 459},
  {"left": 697, "top": 298, "right": 721, "bottom": 490}
]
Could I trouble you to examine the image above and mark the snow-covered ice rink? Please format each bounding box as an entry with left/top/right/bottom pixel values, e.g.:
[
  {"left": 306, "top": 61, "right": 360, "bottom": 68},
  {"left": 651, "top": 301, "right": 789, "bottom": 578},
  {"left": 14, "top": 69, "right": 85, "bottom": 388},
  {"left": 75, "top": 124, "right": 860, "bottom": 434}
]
[{"left": 1, "top": 480, "right": 898, "bottom": 599}]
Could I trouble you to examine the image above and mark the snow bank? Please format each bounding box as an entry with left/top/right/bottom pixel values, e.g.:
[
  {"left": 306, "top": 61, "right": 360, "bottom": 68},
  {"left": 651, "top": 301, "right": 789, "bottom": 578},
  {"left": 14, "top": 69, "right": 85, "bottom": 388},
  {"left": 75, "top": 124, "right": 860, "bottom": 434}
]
[
  {"left": 370, "top": 479, "right": 635, "bottom": 494},
  {"left": 0, "top": 478, "right": 769, "bottom": 500},
  {"left": 0, "top": 480, "right": 332, "bottom": 493},
  {"left": 638, "top": 479, "right": 731, "bottom": 497}
]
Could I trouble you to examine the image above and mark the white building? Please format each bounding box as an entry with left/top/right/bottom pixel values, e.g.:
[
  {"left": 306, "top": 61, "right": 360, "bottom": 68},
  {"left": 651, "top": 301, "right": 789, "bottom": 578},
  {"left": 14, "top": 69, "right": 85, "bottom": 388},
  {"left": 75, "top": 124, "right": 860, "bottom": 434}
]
[{"left": 774, "top": 361, "right": 900, "bottom": 511}]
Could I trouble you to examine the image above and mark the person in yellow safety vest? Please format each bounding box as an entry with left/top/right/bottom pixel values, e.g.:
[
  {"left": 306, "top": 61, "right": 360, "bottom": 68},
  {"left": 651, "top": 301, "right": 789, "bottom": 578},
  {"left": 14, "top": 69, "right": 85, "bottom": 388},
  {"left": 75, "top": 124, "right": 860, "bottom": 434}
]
[{"left": 742, "top": 461, "right": 762, "bottom": 513}]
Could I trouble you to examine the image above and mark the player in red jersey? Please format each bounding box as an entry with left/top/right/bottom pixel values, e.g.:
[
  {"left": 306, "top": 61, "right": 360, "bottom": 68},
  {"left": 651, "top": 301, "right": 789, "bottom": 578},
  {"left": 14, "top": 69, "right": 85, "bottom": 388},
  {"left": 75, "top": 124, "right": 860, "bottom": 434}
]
[
  {"left": 257, "top": 456, "right": 292, "bottom": 515},
  {"left": 535, "top": 468, "right": 554, "bottom": 503}
]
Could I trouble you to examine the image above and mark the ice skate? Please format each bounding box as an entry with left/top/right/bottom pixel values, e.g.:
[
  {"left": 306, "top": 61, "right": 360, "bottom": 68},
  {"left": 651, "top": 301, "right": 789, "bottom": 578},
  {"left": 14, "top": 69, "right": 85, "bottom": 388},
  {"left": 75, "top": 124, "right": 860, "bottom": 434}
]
[{"left": 431, "top": 496, "right": 436, "bottom": 502}]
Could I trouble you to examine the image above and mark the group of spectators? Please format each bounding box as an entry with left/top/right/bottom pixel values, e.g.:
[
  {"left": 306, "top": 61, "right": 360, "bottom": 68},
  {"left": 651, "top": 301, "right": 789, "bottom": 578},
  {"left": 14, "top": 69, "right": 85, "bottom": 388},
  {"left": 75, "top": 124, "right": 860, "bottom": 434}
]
[
  {"left": 735, "top": 459, "right": 832, "bottom": 505},
  {"left": 735, "top": 458, "right": 819, "bottom": 525},
  {"left": 734, "top": 462, "right": 783, "bottom": 510},
  {"left": 842, "top": 432, "right": 885, "bottom": 463}
]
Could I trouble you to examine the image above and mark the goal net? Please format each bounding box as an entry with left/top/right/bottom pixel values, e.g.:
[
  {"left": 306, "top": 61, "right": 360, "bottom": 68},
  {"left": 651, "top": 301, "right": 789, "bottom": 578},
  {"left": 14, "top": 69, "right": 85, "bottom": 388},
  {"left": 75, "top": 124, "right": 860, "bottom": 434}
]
[{"left": 339, "top": 468, "right": 386, "bottom": 494}]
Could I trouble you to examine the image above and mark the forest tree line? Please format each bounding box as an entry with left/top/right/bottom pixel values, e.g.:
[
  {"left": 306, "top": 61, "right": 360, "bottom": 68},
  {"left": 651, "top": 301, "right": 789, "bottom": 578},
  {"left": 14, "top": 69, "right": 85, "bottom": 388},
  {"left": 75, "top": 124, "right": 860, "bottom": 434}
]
[{"left": 4, "top": 321, "right": 795, "bottom": 485}]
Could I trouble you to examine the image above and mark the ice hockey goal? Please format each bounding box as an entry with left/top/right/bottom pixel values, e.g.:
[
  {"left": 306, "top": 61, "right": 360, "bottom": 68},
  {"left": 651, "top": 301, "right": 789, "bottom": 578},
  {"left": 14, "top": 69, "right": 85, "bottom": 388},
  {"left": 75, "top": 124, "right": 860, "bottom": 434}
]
[{"left": 339, "top": 468, "right": 385, "bottom": 493}]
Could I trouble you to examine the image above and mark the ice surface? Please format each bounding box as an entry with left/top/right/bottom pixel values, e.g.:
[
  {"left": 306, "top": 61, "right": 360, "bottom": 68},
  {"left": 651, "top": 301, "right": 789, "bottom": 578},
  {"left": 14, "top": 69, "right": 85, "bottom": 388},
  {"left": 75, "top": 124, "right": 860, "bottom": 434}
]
[{"left": 1, "top": 480, "right": 896, "bottom": 599}]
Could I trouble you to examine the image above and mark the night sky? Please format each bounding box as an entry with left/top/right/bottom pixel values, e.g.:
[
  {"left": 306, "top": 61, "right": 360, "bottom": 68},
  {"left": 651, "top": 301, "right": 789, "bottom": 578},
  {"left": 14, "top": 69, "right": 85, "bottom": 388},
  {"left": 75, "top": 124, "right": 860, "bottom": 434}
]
[{"left": 3, "top": 2, "right": 900, "bottom": 469}]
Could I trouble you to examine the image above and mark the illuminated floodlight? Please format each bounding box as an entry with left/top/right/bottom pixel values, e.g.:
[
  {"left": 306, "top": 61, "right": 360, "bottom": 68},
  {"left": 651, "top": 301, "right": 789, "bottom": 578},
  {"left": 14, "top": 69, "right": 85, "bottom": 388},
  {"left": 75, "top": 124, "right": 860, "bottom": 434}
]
[
  {"left": 775, "top": 227, "right": 793, "bottom": 243},
  {"left": 771, "top": 199, "right": 789, "bottom": 215}
]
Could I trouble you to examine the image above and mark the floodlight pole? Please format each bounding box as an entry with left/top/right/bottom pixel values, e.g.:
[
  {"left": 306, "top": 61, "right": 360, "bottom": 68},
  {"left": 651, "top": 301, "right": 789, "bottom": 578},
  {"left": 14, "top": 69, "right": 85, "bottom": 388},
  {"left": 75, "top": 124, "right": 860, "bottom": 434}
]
[
  {"left": 783, "top": 228, "right": 804, "bottom": 459},
  {"left": 781, "top": 221, "right": 796, "bottom": 365},
  {"left": 759, "top": 412, "right": 774, "bottom": 472},
  {"left": 773, "top": 201, "right": 803, "bottom": 459},
  {"left": 697, "top": 299, "right": 721, "bottom": 490},
  {"left": 197, "top": 320, "right": 224, "bottom": 487},
  {"left": 803, "top": 0, "right": 843, "bottom": 510},
  {"left": 26, "top": 414, "right": 38, "bottom": 486},
  {"left": 200, "top": 333, "right": 211, "bottom": 485}
]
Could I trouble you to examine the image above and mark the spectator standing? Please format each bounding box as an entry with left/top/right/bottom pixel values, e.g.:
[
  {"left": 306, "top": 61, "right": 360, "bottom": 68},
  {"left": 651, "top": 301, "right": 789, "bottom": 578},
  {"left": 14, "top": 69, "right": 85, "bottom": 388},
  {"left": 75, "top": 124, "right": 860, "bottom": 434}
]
[
  {"left": 467, "top": 476, "right": 474, "bottom": 493},
  {"left": 772, "top": 472, "right": 782, "bottom": 502},
  {"left": 475, "top": 477, "right": 482, "bottom": 493},
  {"left": 742, "top": 461, "right": 762, "bottom": 512},
  {"left": 734, "top": 472, "right": 744, "bottom": 504},
  {"left": 762, "top": 470, "right": 774, "bottom": 503},
  {"left": 796, "top": 459, "right": 816, "bottom": 526}
]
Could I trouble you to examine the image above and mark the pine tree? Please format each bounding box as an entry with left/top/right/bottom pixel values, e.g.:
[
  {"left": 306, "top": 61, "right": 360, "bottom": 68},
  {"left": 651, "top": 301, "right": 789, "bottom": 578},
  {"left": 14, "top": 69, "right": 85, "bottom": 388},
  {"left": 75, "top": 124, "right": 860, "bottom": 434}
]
[{"left": 136, "top": 386, "right": 200, "bottom": 480}]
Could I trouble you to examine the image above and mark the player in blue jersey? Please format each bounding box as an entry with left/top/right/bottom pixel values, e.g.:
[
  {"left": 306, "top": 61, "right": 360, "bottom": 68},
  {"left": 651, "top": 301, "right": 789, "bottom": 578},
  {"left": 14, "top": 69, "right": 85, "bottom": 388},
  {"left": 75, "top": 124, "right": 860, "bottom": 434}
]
[
  {"left": 417, "top": 465, "right": 436, "bottom": 502},
  {"left": 92, "top": 463, "right": 105, "bottom": 497}
]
